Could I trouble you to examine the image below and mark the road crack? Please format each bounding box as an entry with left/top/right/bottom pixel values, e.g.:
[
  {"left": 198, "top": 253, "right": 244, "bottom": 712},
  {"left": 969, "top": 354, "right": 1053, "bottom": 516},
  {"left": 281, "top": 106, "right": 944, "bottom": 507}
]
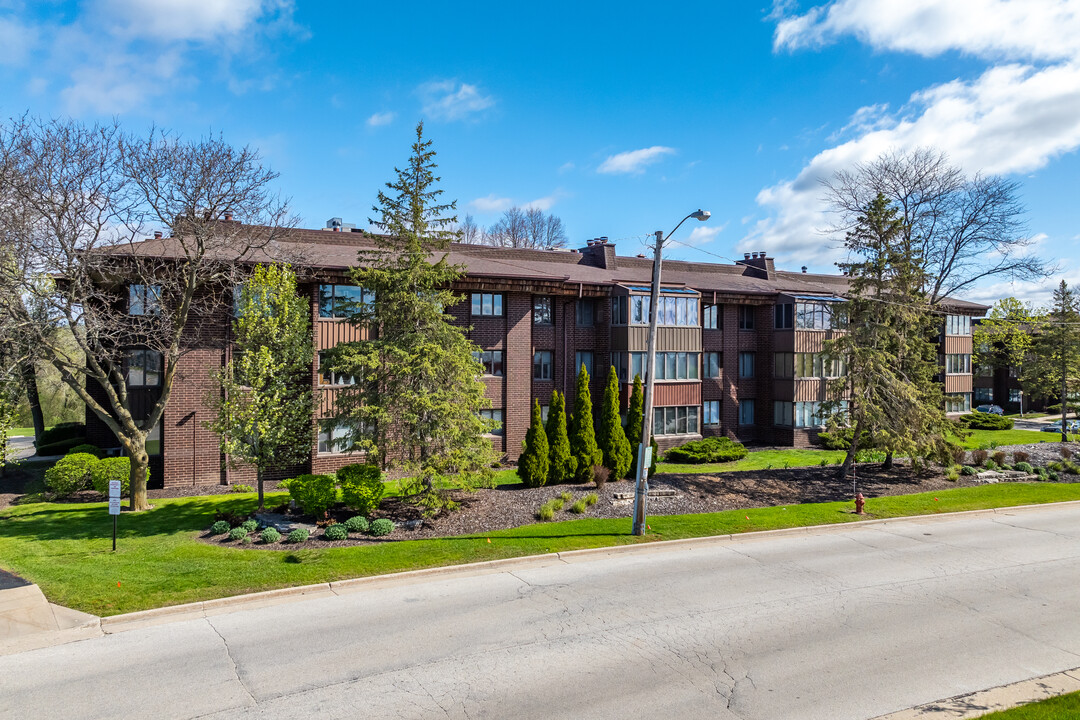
[{"left": 205, "top": 617, "right": 257, "bottom": 707}]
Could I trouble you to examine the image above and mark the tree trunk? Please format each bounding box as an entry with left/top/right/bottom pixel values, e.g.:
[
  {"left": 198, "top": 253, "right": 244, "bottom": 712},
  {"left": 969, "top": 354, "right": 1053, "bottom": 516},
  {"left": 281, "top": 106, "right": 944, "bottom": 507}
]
[
  {"left": 257, "top": 466, "right": 264, "bottom": 511},
  {"left": 129, "top": 445, "right": 150, "bottom": 511},
  {"left": 19, "top": 359, "right": 45, "bottom": 443},
  {"left": 837, "top": 419, "right": 864, "bottom": 480}
]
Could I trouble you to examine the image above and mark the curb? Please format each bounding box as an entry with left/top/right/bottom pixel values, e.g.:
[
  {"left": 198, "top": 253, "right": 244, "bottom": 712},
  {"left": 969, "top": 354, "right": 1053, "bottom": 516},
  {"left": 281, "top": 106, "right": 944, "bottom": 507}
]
[
  {"left": 871, "top": 666, "right": 1080, "bottom": 719},
  {"left": 95, "top": 498, "right": 1080, "bottom": 634}
]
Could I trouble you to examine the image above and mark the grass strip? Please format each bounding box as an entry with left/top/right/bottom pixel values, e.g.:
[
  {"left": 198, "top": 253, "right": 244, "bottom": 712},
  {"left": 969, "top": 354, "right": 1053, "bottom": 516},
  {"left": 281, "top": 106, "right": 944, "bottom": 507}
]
[{"left": 978, "top": 691, "right": 1080, "bottom": 718}]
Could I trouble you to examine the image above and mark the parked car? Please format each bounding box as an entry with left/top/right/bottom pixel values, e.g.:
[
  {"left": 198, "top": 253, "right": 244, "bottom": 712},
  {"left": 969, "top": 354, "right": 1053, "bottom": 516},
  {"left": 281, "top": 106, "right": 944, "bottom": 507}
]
[
  {"left": 1042, "top": 420, "right": 1080, "bottom": 433},
  {"left": 974, "top": 404, "right": 1004, "bottom": 415}
]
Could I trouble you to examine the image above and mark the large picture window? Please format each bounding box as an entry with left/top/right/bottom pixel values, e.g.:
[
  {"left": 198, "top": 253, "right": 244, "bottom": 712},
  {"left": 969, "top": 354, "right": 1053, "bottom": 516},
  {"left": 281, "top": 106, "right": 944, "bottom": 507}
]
[
  {"left": 129, "top": 284, "right": 162, "bottom": 316},
  {"left": 945, "top": 354, "right": 971, "bottom": 374},
  {"left": 794, "top": 353, "right": 847, "bottom": 378},
  {"left": 945, "top": 315, "right": 972, "bottom": 335},
  {"left": 126, "top": 349, "right": 162, "bottom": 387},
  {"left": 319, "top": 285, "right": 374, "bottom": 318},
  {"left": 654, "top": 352, "right": 699, "bottom": 381},
  {"left": 628, "top": 295, "right": 699, "bottom": 326},
  {"left": 471, "top": 293, "right": 504, "bottom": 317},
  {"left": 653, "top": 406, "right": 700, "bottom": 436},
  {"left": 795, "top": 301, "right": 844, "bottom": 330},
  {"left": 945, "top": 393, "right": 972, "bottom": 414}
]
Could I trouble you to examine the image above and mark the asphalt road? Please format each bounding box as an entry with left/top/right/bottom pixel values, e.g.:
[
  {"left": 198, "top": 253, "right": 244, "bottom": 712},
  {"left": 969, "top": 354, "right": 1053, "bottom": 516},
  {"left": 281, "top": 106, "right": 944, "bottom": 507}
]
[{"left": 5, "top": 504, "right": 1080, "bottom": 720}]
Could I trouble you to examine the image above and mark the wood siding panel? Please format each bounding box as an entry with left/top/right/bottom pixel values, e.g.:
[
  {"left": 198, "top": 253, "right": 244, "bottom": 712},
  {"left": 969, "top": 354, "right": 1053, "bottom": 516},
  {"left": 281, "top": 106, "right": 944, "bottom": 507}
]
[
  {"left": 625, "top": 326, "right": 702, "bottom": 352},
  {"left": 943, "top": 335, "right": 973, "bottom": 354},
  {"left": 793, "top": 378, "right": 830, "bottom": 402},
  {"left": 793, "top": 330, "right": 845, "bottom": 353},
  {"left": 653, "top": 382, "right": 701, "bottom": 406},
  {"left": 944, "top": 374, "right": 973, "bottom": 393},
  {"left": 316, "top": 320, "right": 369, "bottom": 350}
]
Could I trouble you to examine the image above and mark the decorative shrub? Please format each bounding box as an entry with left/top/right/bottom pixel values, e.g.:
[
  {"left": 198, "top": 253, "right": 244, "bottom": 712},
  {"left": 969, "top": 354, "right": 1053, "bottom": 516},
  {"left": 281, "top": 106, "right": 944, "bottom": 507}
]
[
  {"left": 68, "top": 444, "right": 102, "bottom": 457},
  {"left": 240, "top": 519, "right": 259, "bottom": 533},
  {"left": 1047, "top": 403, "right": 1080, "bottom": 417},
  {"left": 1034, "top": 466, "right": 1049, "bottom": 478},
  {"left": 1013, "top": 451, "right": 1030, "bottom": 464},
  {"left": 992, "top": 450, "right": 1007, "bottom": 466},
  {"left": 1063, "top": 447, "right": 1074, "bottom": 460},
  {"left": 287, "top": 528, "right": 309, "bottom": 543},
  {"left": 260, "top": 527, "right": 282, "bottom": 544},
  {"left": 210, "top": 520, "right": 231, "bottom": 535},
  {"left": 551, "top": 497, "right": 565, "bottom": 511},
  {"left": 337, "top": 464, "right": 385, "bottom": 515},
  {"left": 282, "top": 474, "right": 338, "bottom": 517},
  {"left": 947, "top": 443, "right": 967, "bottom": 465},
  {"left": 230, "top": 484, "right": 255, "bottom": 493},
  {"left": 559, "top": 491, "right": 573, "bottom": 502},
  {"left": 584, "top": 493, "right": 598, "bottom": 506},
  {"left": 36, "top": 437, "right": 92, "bottom": 457},
  {"left": 90, "top": 456, "right": 130, "bottom": 495},
  {"left": 537, "top": 503, "right": 555, "bottom": 521},
  {"left": 971, "top": 449, "right": 989, "bottom": 466},
  {"left": 343, "top": 515, "right": 369, "bottom": 534},
  {"left": 323, "top": 524, "right": 348, "bottom": 541},
  {"left": 44, "top": 453, "right": 99, "bottom": 496},
  {"left": 664, "top": 437, "right": 748, "bottom": 464},
  {"left": 946, "top": 467, "right": 960, "bottom": 482},
  {"left": 960, "top": 465, "right": 978, "bottom": 476},
  {"left": 242, "top": 536, "right": 252, "bottom": 545},
  {"left": 958, "top": 413, "right": 1014, "bottom": 430},
  {"left": 517, "top": 400, "right": 550, "bottom": 488},
  {"left": 983, "top": 460, "right": 999, "bottom": 470},
  {"left": 36, "top": 422, "right": 85, "bottom": 447},
  {"left": 1014, "top": 462, "right": 1034, "bottom": 474},
  {"left": 592, "top": 465, "right": 610, "bottom": 489},
  {"left": 369, "top": 518, "right": 394, "bottom": 537},
  {"left": 228, "top": 527, "right": 248, "bottom": 541},
  {"left": 569, "top": 499, "right": 588, "bottom": 514},
  {"left": 1048, "top": 469, "right": 1060, "bottom": 481},
  {"left": 1064, "top": 461, "right": 1080, "bottom": 475}
]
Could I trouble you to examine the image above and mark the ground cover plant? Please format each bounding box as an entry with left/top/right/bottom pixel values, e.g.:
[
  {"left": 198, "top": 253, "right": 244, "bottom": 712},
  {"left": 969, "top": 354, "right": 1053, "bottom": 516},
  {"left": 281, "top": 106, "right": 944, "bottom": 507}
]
[
  {"left": 4, "top": 483, "right": 1080, "bottom": 616},
  {"left": 657, "top": 448, "right": 845, "bottom": 474}
]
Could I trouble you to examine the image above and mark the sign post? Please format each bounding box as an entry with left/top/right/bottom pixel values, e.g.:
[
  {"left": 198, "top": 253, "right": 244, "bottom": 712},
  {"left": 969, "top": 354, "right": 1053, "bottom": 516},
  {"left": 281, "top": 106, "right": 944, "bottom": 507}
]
[{"left": 108, "top": 480, "right": 121, "bottom": 551}]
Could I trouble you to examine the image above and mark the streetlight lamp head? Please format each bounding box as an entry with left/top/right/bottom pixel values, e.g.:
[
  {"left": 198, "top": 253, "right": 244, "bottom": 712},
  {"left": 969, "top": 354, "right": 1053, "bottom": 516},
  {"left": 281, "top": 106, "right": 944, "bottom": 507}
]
[{"left": 692, "top": 210, "right": 711, "bottom": 221}]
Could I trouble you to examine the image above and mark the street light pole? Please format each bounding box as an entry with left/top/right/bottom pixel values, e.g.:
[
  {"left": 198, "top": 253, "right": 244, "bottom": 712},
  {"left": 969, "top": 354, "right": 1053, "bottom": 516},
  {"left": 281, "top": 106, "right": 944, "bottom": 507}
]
[{"left": 632, "top": 209, "right": 710, "bottom": 536}]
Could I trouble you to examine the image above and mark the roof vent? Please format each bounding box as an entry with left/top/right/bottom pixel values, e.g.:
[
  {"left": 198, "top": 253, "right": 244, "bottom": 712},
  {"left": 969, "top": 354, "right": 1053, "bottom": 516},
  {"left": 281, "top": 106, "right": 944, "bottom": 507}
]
[
  {"left": 801, "top": 266, "right": 807, "bottom": 273},
  {"left": 637, "top": 254, "right": 646, "bottom": 258},
  {"left": 600, "top": 236, "right": 609, "bottom": 243},
  {"left": 224, "top": 212, "right": 233, "bottom": 222},
  {"left": 327, "top": 217, "right": 343, "bottom": 232},
  {"left": 744, "top": 253, "right": 751, "bottom": 260},
  {"left": 153, "top": 231, "right": 162, "bottom": 239}
]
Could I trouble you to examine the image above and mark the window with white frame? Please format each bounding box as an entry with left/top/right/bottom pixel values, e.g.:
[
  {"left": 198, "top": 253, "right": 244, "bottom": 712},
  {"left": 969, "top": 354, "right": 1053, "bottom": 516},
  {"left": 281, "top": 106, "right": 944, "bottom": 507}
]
[
  {"left": 738, "top": 399, "right": 755, "bottom": 425},
  {"left": 126, "top": 349, "right": 162, "bottom": 387},
  {"left": 945, "top": 354, "right": 971, "bottom": 374},
  {"left": 705, "top": 352, "right": 720, "bottom": 379},
  {"left": 129, "top": 284, "right": 162, "bottom": 316},
  {"left": 653, "top": 406, "right": 700, "bottom": 436},
  {"left": 703, "top": 303, "right": 720, "bottom": 330},
  {"left": 471, "top": 293, "right": 504, "bottom": 317},
  {"left": 471, "top": 350, "right": 504, "bottom": 377},
  {"left": 533, "top": 351, "right": 553, "bottom": 380},
  {"left": 738, "top": 352, "right": 755, "bottom": 378},
  {"left": 630, "top": 295, "right": 651, "bottom": 325},
  {"left": 479, "top": 409, "right": 504, "bottom": 435},
  {"left": 318, "top": 420, "right": 357, "bottom": 454},
  {"left": 795, "top": 301, "right": 841, "bottom": 330},
  {"left": 654, "top": 352, "right": 699, "bottom": 380},
  {"left": 319, "top": 351, "right": 357, "bottom": 386},
  {"left": 945, "top": 315, "right": 972, "bottom": 335},
  {"left": 794, "top": 401, "right": 824, "bottom": 427},
  {"left": 628, "top": 295, "right": 699, "bottom": 326},
  {"left": 703, "top": 400, "right": 720, "bottom": 426},
  {"left": 945, "top": 393, "right": 972, "bottom": 413}
]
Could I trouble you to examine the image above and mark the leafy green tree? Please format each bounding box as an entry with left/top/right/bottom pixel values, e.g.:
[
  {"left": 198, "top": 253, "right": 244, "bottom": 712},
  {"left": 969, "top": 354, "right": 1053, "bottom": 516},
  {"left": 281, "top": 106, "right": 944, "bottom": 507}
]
[
  {"left": 568, "top": 364, "right": 602, "bottom": 482},
  {"left": 1028, "top": 281, "right": 1080, "bottom": 440},
  {"left": 332, "top": 122, "right": 493, "bottom": 510},
  {"left": 823, "top": 193, "right": 950, "bottom": 478},
  {"left": 207, "top": 264, "right": 314, "bottom": 510},
  {"left": 974, "top": 297, "right": 1038, "bottom": 398},
  {"left": 625, "top": 374, "right": 644, "bottom": 478},
  {"left": 597, "top": 367, "right": 632, "bottom": 480},
  {"left": 517, "top": 400, "right": 550, "bottom": 487},
  {"left": 545, "top": 390, "right": 574, "bottom": 484}
]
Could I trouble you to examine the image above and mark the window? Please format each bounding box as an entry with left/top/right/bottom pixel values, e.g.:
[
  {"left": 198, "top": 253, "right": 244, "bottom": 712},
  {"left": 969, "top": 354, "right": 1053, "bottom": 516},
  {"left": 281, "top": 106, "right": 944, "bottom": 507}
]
[
  {"left": 945, "top": 354, "right": 971, "bottom": 374},
  {"left": 471, "top": 293, "right": 504, "bottom": 317},
  {"left": 945, "top": 393, "right": 972, "bottom": 414},
  {"left": 976, "top": 364, "right": 993, "bottom": 377},
  {"left": 1009, "top": 365, "right": 1019, "bottom": 378},
  {"left": 774, "top": 304, "right": 793, "bottom": 329},
  {"left": 946, "top": 315, "right": 972, "bottom": 336},
  {"left": 576, "top": 299, "right": 596, "bottom": 326},
  {"left": 533, "top": 296, "right": 553, "bottom": 325},
  {"left": 795, "top": 301, "right": 841, "bottom": 330},
  {"left": 703, "top": 303, "right": 720, "bottom": 330},
  {"left": 794, "top": 353, "right": 847, "bottom": 378},
  {"left": 126, "top": 350, "right": 162, "bottom": 387},
  {"left": 319, "top": 351, "right": 357, "bottom": 386},
  {"left": 773, "top": 352, "right": 794, "bottom": 379},
  {"left": 1009, "top": 389, "right": 1022, "bottom": 403},
  {"left": 630, "top": 295, "right": 651, "bottom": 325},
  {"left": 738, "top": 352, "right": 755, "bottom": 378},
  {"left": 703, "top": 400, "right": 720, "bottom": 426},
  {"left": 975, "top": 387, "right": 994, "bottom": 402},
  {"left": 479, "top": 409, "right": 504, "bottom": 435},
  {"left": 738, "top": 305, "right": 755, "bottom": 330},
  {"left": 705, "top": 352, "right": 721, "bottom": 379},
  {"left": 628, "top": 296, "right": 699, "bottom": 326},
  {"left": 774, "top": 401, "right": 793, "bottom": 427},
  {"left": 318, "top": 420, "right": 357, "bottom": 454},
  {"left": 319, "top": 284, "right": 374, "bottom": 318},
  {"left": 653, "top": 406, "right": 700, "bottom": 436},
  {"left": 144, "top": 421, "right": 161, "bottom": 456},
  {"left": 738, "top": 399, "right": 755, "bottom": 425},
  {"left": 129, "top": 284, "right": 162, "bottom": 316},
  {"left": 629, "top": 352, "right": 647, "bottom": 382},
  {"left": 575, "top": 351, "right": 595, "bottom": 377},
  {"left": 611, "top": 296, "right": 627, "bottom": 326},
  {"left": 533, "top": 351, "right": 553, "bottom": 380},
  {"left": 653, "top": 352, "right": 700, "bottom": 381},
  {"left": 471, "top": 350, "right": 504, "bottom": 377},
  {"left": 794, "top": 401, "right": 825, "bottom": 428},
  {"left": 541, "top": 405, "right": 550, "bottom": 423}
]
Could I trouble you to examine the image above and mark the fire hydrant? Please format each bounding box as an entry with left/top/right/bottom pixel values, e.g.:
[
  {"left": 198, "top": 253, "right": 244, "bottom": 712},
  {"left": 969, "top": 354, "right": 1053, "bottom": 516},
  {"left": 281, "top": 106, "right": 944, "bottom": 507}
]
[{"left": 854, "top": 492, "right": 865, "bottom": 515}]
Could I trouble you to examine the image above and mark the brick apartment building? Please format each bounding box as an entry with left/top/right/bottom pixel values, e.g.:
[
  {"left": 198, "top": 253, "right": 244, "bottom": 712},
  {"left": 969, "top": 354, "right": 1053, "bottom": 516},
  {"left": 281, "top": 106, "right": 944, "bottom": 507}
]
[{"left": 85, "top": 222, "right": 988, "bottom": 488}]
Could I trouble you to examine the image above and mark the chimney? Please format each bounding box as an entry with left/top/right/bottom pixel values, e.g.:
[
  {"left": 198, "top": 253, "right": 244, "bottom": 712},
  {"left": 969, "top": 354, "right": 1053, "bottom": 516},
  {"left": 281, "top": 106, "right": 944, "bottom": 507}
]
[
  {"left": 637, "top": 254, "right": 646, "bottom": 258},
  {"left": 224, "top": 212, "right": 233, "bottom": 221},
  {"left": 740, "top": 251, "right": 775, "bottom": 280},
  {"left": 327, "top": 217, "right": 343, "bottom": 232},
  {"left": 744, "top": 253, "right": 751, "bottom": 260},
  {"left": 153, "top": 231, "right": 163, "bottom": 239},
  {"left": 801, "top": 266, "right": 807, "bottom": 273}
]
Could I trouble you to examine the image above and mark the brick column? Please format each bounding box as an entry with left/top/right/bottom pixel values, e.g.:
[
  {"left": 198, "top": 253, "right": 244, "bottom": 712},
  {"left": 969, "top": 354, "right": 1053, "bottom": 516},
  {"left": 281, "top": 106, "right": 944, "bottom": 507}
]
[{"left": 504, "top": 292, "right": 532, "bottom": 460}]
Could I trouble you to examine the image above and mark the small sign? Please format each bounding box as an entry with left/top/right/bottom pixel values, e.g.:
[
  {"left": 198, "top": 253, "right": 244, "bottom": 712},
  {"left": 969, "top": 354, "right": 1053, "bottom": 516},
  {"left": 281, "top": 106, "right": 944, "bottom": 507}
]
[
  {"left": 108, "top": 498, "right": 122, "bottom": 515},
  {"left": 643, "top": 447, "right": 653, "bottom": 468},
  {"left": 108, "top": 480, "right": 122, "bottom": 498}
]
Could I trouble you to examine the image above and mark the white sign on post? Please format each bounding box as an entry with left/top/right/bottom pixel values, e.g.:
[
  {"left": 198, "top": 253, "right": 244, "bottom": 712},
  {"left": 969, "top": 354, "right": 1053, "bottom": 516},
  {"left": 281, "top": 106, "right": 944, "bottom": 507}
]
[
  {"left": 108, "top": 480, "right": 122, "bottom": 498},
  {"left": 108, "top": 498, "right": 122, "bottom": 515}
]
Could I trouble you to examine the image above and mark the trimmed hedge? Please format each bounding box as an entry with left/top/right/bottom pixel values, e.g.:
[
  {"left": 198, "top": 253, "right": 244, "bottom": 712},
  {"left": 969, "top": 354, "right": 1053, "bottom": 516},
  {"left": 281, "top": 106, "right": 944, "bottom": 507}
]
[
  {"left": 957, "top": 413, "right": 1014, "bottom": 430},
  {"left": 337, "top": 464, "right": 385, "bottom": 515},
  {"left": 281, "top": 474, "right": 338, "bottom": 518},
  {"left": 43, "top": 453, "right": 98, "bottom": 496},
  {"left": 91, "top": 457, "right": 130, "bottom": 496},
  {"left": 664, "top": 437, "right": 748, "bottom": 464},
  {"left": 68, "top": 444, "right": 103, "bottom": 458},
  {"left": 35, "top": 437, "right": 90, "bottom": 457},
  {"left": 36, "top": 422, "right": 85, "bottom": 447}
]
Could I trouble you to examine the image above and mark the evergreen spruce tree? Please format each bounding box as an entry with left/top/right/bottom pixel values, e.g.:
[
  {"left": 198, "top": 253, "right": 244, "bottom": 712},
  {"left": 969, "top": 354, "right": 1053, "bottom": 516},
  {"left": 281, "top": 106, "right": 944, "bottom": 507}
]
[
  {"left": 649, "top": 436, "right": 659, "bottom": 478},
  {"left": 625, "top": 374, "right": 644, "bottom": 478},
  {"left": 568, "top": 364, "right": 603, "bottom": 482},
  {"left": 1028, "top": 281, "right": 1080, "bottom": 440},
  {"left": 597, "top": 367, "right": 632, "bottom": 480},
  {"left": 517, "top": 399, "right": 550, "bottom": 487},
  {"left": 546, "top": 390, "right": 575, "bottom": 484}
]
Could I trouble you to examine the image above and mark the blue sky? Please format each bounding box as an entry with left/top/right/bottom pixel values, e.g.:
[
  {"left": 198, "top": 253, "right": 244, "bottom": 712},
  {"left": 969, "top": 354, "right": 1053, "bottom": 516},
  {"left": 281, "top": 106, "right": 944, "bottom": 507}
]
[{"left": 2, "top": 1, "right": 1078, "bottom": 307}]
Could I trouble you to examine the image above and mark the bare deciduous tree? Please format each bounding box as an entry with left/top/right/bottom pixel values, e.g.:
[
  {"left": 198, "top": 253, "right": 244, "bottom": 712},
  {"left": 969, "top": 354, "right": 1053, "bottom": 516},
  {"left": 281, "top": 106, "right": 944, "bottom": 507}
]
[
  {"left": 0, "top": 117, "right": 291, "bottom": 510},
  {"left": 524, "top": 206, "right": 567, "bottom": 248},
  {"left": 486, "top": 206, "right": 567, "bottom": 249},
  {"left": 457, "top": 213, "right": 483, "bottom": 244},
  {"left": 823, "top": 147, "right": 1048, "bottom": 303}
]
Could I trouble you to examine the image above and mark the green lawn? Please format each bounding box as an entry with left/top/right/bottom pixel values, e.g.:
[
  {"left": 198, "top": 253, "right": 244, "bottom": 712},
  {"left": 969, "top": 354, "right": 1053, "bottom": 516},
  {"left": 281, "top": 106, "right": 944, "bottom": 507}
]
[
  {"left": 957, "top": 428, "right": 1080, "bottom": 449},
  {"left": 5, "top": 427, "right": 35, "bottom": 438},
  {"left": 3, "top": 482, "right": 1080, "bottom": 617},
  {"left": 381, "top": 468, "right": 520, "bottom": 497},
  {"left": 979, "top": 691, "right": 1080, "bottom": 718},
  {"left": 658, "top": 448, "right": 846, "bottom": 474}
]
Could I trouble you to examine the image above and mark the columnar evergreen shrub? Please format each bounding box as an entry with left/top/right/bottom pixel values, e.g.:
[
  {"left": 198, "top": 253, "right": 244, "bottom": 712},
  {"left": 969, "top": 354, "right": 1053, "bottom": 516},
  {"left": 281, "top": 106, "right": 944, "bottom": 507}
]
[
  {"left": 545, "top": 390, "right": 575, "bottom": 484},
  {"left": 91, "top": 457, "right": 131, "bottom": 495},
  {"left": 337, "top": 464, "right": 385, "bottom": 515},
  {"left": 625, "top": 374, "right": 644, "bottom": 479},
  {"left": 282, "top": 474, "right": 338, "bottom": 517},
  {"left": 597, "top": 368, "right": 632, "bottom": 480},
  {"left": 44, "top": 453, "right": 98, "bottom": 496},
  {"left": 568, "top": 364, "right": 602, "bottom": 483},
  {"left": 518, "top": 400, "right": 550, "bottom": 487}
]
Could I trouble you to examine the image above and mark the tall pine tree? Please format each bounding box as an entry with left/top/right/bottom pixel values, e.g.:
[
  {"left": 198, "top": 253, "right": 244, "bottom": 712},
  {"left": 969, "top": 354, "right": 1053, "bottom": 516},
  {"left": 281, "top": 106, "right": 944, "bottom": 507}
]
[
  {"left": 546, "top": 390, "right": 575, "bottom": 484},
  {"left": 597, "top": 367, "right": 632, "bottom": 480},
  {"left": 568, "top": 363, "right": 602, "bottom": 483},
  {"left": 517, "top": 399, "right": 550, "bottom": 487},
  {"left": 1028, "top": 281, "right": 1080, "bottom": 440},
  {"left": 625, "top": 374, "right": 644, "bottom": 479}
]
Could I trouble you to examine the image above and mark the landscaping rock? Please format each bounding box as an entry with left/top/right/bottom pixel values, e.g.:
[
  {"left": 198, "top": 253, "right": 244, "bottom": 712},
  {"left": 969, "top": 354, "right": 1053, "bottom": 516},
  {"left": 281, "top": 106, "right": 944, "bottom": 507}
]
[
  {"left": 254, "top": 512, "right": 317, "bottom": 535},
  {"left": 403, "top": 519, "right": 423, "bottom": 531}
]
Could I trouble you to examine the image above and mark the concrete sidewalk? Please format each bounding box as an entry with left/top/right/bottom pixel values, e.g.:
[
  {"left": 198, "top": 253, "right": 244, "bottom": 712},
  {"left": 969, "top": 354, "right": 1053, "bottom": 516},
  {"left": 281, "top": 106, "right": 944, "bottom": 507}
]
[{"left": 0, "top": 569, "right": 101, "bottom": 655}]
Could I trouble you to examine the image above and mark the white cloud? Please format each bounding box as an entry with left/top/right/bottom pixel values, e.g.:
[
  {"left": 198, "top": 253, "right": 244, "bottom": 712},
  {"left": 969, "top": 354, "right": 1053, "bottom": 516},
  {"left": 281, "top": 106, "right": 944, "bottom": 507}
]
[
  {"left": 524, "top": 194, "right": 559, "bottom": 212},
  {"left": 61, "top": 49, "right": 186, "bottom": 114},
  {"left": 682, "top": 224, "right": 727, "bottom": 246},
  {"left": 366, "top": 111, "right": 395, "bottom": 127},
  {"left": 0, "top": 15, "right": 36, "bottom": 65},
  {"left": 418, "top": 80, "right": 494, "bottom": 121},
  {"left": 773, "top": 0, "right": 1080, "bottom": 63},
  {"left": 597, "top": 146, "right": 676, "bottom": 175},
  {"left": 558, "top": 161, "right": 575, "bottom": 173},
  {"left": 100, "top": 0, "right": 275, "bottom": 41},
  {"left": 469, "top": 194, "right": 515, "bottom": 214}
]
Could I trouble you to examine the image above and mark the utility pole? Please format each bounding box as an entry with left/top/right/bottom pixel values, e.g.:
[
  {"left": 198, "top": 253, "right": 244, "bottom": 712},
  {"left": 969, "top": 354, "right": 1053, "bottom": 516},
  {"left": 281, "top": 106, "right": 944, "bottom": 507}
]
[{"left": 632, "top": 210, "right": 710, "bottom": 536}]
